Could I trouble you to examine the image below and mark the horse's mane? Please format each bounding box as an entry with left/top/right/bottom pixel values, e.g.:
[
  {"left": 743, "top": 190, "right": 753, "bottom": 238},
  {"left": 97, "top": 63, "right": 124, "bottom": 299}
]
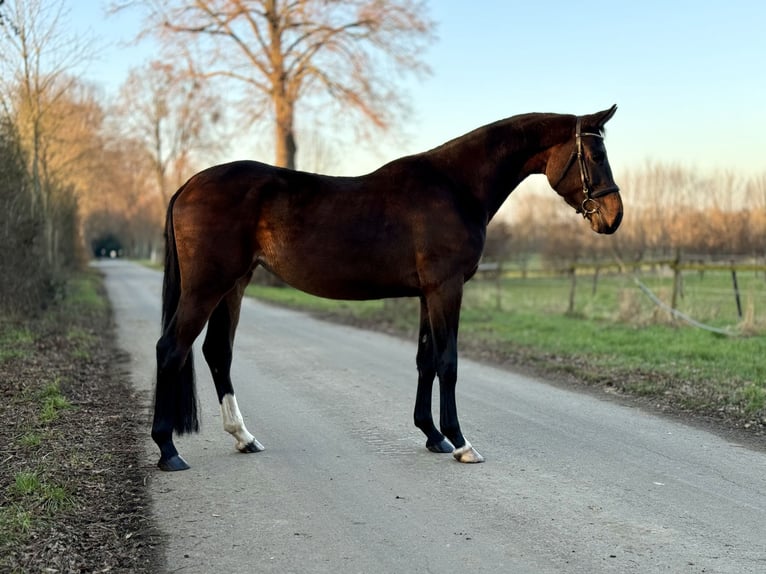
[{"left": 424, "top": 112, "right": 573, "bottom": 159}]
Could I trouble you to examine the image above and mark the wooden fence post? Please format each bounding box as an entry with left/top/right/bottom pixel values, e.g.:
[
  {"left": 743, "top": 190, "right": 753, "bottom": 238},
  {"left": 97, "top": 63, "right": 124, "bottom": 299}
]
[
  {"left": 670, "top": 250, "right": 682, "bottom": 318},
  {"left": 731, "top": 267, "right": 743, "bottom": 319}
]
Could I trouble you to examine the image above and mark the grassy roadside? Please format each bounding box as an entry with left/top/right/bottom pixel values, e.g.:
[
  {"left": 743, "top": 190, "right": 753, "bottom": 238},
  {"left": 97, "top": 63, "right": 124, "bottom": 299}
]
[
  {"left": 246, "top": 280, "right": 766, "bottom": 432},
  {"left": 0, "top": 269, "right": 161, "bottom": 573}
]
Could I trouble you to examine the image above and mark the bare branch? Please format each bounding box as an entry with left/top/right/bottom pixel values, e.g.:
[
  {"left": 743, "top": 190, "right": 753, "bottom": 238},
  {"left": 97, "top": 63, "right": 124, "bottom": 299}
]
[{"left": 114, "top": 0, "right": 435, "bottom": 168}]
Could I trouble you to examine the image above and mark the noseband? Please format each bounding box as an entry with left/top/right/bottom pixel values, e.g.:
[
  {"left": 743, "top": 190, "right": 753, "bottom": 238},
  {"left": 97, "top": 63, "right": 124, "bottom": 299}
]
[{"left": 552, "top": 117, "right": 619, "bottom": 216}]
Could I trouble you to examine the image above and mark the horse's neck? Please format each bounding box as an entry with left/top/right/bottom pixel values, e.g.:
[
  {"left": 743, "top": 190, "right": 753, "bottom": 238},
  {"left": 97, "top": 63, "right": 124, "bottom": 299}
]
[{"left": 429, "top": 115, "right": 567, "bottom": 221}]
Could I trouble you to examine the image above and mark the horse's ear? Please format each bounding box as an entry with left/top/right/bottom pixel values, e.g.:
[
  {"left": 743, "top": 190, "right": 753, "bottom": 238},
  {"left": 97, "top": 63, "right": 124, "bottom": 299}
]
[{"left": 595, "top": 104, "right": 618, "bottom": 128}]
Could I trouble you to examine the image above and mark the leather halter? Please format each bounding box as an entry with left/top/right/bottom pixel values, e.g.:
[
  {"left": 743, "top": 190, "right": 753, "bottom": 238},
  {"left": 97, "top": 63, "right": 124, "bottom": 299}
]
[{"left": 552, "top": 117, "right": 619, "bottom": 216}]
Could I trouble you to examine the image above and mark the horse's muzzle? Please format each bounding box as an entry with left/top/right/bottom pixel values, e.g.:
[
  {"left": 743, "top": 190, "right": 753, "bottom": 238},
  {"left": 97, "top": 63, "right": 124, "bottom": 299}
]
[{"left": 586, "top": 190, "right": 623, "bottom": 234}]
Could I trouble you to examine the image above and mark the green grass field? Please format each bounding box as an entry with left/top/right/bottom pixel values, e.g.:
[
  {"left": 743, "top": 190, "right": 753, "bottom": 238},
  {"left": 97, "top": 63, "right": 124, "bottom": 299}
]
[{"left": 246, "top": 268, "right": 766, "bottom": 421}]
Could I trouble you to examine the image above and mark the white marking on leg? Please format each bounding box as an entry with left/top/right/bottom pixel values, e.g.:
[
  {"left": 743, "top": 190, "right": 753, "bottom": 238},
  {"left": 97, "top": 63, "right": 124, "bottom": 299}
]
[{"left": 221, "top": 393, "right": 264, "bottom": 452}]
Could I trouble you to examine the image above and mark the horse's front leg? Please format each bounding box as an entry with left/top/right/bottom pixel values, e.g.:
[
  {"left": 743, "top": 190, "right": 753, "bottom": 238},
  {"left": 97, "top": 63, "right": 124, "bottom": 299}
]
[
  {"left": 202, "top": 282, "right": 264, "bottom": 454},
  {"left": 414, "top": 297, "right": 454, "bottom": 454},
  {"left": 426, "top": 281, "right": 484, "bottom": 463}
]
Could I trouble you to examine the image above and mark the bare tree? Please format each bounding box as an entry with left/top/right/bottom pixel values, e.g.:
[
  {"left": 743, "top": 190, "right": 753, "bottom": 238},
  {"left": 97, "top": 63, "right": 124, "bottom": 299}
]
[
  {"left": 745, "top": 174, "right": 766, "bottom": 256},
  {"left": 115, "top": 0, "right": 434, "bottom": 169},
  {"left": 114, "top": 61, "right": 226, "bottom": 204},
  {"left": 0, "top": 0, "right": 94, "bottom": 269},
  {"left": 749, "top": 173, "right": 766, "bottom": 211}
]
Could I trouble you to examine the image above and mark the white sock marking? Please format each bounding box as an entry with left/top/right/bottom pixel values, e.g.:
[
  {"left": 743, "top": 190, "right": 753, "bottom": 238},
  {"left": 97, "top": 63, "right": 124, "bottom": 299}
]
[{"left": 221, "top": 393, "right": 261, "bottom": 451}]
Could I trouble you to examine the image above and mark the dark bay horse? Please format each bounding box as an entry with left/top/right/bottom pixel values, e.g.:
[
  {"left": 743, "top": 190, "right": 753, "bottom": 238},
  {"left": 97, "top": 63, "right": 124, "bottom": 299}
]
[{"left": 153, "top": 106, "right": 623, "bottom": 471}]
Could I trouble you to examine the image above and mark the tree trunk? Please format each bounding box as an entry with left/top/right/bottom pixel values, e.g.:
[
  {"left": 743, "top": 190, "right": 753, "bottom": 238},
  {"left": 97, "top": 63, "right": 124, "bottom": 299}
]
[
  {"left": 274, "top": 95, "right": 297, "bottom": 169},
  {"left": 266, "top": 0, "right": 297, "bottom": 170}
]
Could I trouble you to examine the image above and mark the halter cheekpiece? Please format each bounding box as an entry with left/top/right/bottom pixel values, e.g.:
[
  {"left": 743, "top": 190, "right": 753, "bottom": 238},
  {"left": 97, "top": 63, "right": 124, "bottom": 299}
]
[{"left": 552, "top": 116, "right": 618, "bottom": 217}]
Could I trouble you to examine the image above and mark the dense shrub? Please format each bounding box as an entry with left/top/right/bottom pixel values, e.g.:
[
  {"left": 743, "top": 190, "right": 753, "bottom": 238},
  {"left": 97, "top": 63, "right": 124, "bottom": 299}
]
[{"left": 0, "top": 119, "right": 53, "bottom": 314}]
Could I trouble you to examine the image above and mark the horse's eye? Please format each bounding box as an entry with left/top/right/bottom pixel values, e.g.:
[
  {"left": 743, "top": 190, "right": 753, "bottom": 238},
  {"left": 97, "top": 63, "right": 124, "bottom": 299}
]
[{"left": 591, "top": 151, "right": 605, "bottom": 163}]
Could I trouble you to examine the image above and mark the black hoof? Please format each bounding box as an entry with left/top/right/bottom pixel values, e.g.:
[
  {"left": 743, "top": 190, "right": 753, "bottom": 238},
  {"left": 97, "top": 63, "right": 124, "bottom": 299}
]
[
  {"left": 426, "top": 437, "right": 455, "bottom": 453},
  {"left": 158, "top": 454, "right": 191, "bottom": 471},
  {"left": 239, "top": 439, "right": 265, "bottom": 453}
]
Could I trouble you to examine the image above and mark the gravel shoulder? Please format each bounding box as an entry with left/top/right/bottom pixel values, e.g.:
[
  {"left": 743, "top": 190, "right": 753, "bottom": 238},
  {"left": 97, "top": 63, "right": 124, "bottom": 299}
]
[{"left": 0, "top": 272, "right": 162, "bottom": 574}]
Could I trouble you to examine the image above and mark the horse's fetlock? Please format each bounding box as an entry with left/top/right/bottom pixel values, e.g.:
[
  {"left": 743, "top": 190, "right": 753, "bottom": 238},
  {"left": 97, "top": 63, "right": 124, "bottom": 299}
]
[{"left": 414, "top": 414, "right": 431, "bottom": 430}]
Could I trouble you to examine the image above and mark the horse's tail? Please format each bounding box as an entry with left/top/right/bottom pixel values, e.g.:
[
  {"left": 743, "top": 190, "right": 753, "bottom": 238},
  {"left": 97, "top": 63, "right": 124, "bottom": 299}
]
[{"left": 158, "top": 184, "right": 199, "bottom": 435}]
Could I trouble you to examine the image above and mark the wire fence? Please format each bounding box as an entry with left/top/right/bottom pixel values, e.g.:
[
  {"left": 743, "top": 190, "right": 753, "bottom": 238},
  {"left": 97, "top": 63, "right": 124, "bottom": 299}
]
[{"left": 470, "top": 256, "right": 766, "bottom": 335}]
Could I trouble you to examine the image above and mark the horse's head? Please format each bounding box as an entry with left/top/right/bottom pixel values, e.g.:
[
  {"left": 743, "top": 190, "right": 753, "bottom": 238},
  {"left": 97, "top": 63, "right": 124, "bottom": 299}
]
[{"left": 546, "top": 105, "right": 623, "bottom": 234}]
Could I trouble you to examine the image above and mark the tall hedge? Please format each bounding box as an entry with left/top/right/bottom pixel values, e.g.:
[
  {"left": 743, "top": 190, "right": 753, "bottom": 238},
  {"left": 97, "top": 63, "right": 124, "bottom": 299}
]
[{"left": 0, "top": 118, "right": 52, "bottom": 314}]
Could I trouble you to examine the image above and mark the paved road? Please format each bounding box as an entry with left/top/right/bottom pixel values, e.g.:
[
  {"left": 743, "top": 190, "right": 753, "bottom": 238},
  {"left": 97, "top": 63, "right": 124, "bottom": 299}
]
[{"left": 99, "top": 259, "right": 766, "bottom": 574}]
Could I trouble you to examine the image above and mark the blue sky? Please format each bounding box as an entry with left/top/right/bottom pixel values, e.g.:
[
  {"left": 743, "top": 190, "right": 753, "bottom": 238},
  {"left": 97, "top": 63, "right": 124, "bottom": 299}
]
[{"left": 73, "top": 1, "right": 766, "bottom": 178}]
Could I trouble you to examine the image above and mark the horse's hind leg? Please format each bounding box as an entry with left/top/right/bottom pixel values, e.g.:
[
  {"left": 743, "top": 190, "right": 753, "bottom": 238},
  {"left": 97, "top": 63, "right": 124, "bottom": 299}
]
[
  {"left": 202, "top": 274, "right": 264, "bottom": 454},
  {"left": 154, "top": 295, "right": 218, "bottom": 471},
  {"left": 414, "top": 296, "right": 454, "bottom": 454},
  {"left": 154, "top": 328, "right": 196, "bottom": 471}
]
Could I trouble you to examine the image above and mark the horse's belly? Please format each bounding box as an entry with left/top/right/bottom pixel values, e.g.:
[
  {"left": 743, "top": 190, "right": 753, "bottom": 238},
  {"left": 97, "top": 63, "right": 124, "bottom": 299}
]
[{"left": 259, "top": 251, "right": 419, "bottom": 301}]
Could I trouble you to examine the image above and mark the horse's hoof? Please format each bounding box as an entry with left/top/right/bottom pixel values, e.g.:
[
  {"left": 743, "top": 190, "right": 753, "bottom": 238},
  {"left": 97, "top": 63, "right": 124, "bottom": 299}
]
[
  {"left": 238, "top": 439, "right": 265, "bottom": 453},
  {"left": 453, "top": 442, "right": 485, "bottom": 463},
  {"left": 158, "top": 454, "right": 191, "bottom": 471},
  {"left": 427, "top": 437, "right": 454, "bottom": 453}
]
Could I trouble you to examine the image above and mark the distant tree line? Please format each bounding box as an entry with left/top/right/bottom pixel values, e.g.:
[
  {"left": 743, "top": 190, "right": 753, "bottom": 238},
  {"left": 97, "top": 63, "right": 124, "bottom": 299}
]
[{"left": 485, "top": 165, "right": 766, "bottom": 269}]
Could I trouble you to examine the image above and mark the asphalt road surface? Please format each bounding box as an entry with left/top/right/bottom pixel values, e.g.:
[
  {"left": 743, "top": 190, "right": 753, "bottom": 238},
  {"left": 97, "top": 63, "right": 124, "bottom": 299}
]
[{"left": 99, "top": 260, "right": 766, "bottom": 574}]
